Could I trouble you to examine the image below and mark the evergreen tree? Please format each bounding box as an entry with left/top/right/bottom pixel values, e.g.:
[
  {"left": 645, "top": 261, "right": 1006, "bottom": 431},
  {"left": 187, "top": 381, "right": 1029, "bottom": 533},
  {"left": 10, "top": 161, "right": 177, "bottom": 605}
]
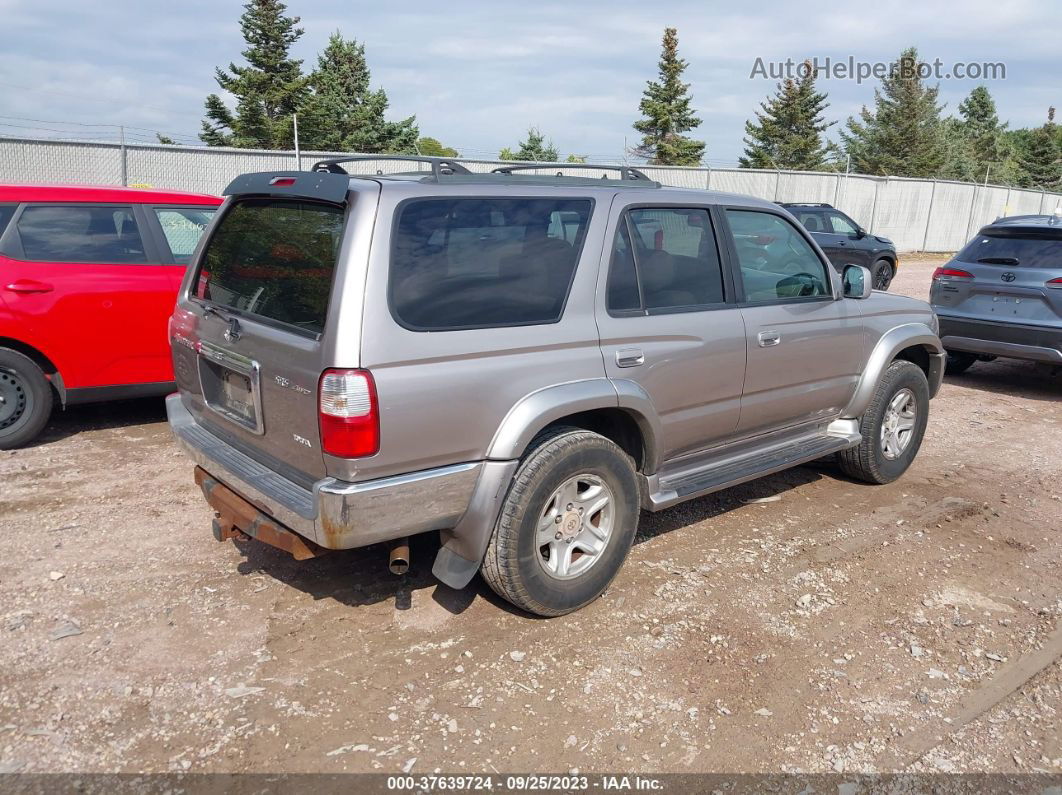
[
  {"left": 839, "top": 47, "right": 946, "bottom": 177},
  {"left": 740, "top": 62, "right": 833, "bottom": 170},
  {"left": 201, "top": 0, "right": 309, "bottom": 148},
  {"left": 632, "top": 28, "right": 705, "bottom": 166},
  {"left": 498, "top": 127, "right": 558, "bottom": 161},
  {"left": 416, "top": 137, "right": 458, "bottom": 157},
  {"left": 1018, "top": 107, "right": 1061, "bottom": 189},
  {"left": 298, "top": 33, "right": 418, "bottom": 153},
  {"left": 942, "top": 86, "right": 1018, "bottom": 183}
]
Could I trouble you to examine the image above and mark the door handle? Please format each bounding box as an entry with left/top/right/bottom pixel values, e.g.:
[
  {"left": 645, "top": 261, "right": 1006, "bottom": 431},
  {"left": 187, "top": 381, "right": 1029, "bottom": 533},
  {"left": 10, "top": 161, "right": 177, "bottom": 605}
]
[
  {"left": 616, "top": 347, "right": 645, "bottom": 367},
  {"left": 4, "top": 279, "right": 54, "bottom": 294},
  {"left": 757, "top": 331, "right": 781, "bottom": 347}
]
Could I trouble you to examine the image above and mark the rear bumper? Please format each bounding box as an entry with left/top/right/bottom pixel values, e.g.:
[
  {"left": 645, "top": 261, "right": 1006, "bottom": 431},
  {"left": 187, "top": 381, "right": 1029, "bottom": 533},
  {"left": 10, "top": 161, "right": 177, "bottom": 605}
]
[
  {"left": 938, "top": 315, "right": 1062, "bottom": 364},
  {"left": 166, "top": 394, "right": 482, "bottom": 550}
]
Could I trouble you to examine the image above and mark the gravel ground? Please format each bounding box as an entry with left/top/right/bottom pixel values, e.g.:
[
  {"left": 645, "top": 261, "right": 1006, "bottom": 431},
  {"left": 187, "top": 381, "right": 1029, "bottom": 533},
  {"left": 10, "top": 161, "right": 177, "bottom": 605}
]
[{"left": 0, "top": 255, "right": 1059, "bottom": 775}]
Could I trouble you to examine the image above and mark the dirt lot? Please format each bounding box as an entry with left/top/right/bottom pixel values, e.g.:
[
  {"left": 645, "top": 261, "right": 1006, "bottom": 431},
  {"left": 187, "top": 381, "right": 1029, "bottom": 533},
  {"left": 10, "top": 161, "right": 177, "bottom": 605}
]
[{"left": 1, "top": 256, "right": 1059, "bottom": 776}]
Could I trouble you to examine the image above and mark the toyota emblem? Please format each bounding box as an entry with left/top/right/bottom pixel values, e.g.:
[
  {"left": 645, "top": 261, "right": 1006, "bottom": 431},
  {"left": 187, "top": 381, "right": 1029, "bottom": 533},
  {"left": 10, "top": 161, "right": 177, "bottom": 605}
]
[{"left": 1001, "top": 272, "right": 1017, "bottom": 282}]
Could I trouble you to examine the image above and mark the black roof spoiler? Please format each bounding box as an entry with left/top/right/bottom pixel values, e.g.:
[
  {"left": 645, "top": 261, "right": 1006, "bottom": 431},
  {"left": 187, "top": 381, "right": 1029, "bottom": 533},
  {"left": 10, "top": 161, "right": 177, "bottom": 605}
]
[{"left": 223, "top": 171, "right": 351, "bottom": 204}]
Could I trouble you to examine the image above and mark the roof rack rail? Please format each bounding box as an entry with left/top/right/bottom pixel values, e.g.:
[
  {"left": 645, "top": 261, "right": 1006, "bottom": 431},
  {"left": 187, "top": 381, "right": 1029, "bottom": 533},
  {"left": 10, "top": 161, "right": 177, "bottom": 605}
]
[
  {"left": 778, "top": 202, "right": 833, "bottom": 208},
  {"left": 311, "top": 155, "right": 472, "bottom": 178},
  {"left": 490, "top": 163, "right": 653, "bottom": 181}
]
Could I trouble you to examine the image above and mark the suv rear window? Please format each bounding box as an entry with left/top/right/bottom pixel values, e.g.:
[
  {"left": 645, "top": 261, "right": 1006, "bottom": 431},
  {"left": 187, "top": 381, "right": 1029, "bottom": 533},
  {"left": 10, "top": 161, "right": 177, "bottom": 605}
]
[
  {"left": 390, "top": 197, "right": 593, "bottom": 330},
  {"left": 957, "top": 232, "right": 1062, "bottom": 269},
  {"left": 195, "top": 199, "right": 344, "bottom": 336}
]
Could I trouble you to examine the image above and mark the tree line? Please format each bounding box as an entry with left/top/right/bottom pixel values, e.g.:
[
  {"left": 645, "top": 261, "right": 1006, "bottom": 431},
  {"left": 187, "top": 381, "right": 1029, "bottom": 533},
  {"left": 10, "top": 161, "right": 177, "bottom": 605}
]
[{"left": 196, "top": 2, "right": 1060, "bottom": 190}]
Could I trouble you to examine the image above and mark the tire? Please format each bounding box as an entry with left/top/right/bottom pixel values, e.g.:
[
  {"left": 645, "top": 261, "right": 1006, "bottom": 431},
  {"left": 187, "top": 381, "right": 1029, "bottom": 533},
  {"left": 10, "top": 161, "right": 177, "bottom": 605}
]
[
  {"left": 945, "top": 351, "right": 977, "bottom": 375},
  {"left": 0, "top": 348, "right": 53, "bottom": 450},
  {"left": 481, "top": 428, "right": 640, "bottom": 616},
  {"left": 838, "top": 360, "right": 929, "bottom": 485},
  {"left": 871, "top": 258, "right": 894, "bottom": 291}
]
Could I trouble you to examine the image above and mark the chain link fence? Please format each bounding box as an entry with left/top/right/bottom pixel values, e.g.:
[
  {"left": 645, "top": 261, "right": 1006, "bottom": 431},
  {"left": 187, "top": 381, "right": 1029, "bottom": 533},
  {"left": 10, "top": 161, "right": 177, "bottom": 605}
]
[{"left": 2, "top": 135, "right": 1060, "bottom": 252}]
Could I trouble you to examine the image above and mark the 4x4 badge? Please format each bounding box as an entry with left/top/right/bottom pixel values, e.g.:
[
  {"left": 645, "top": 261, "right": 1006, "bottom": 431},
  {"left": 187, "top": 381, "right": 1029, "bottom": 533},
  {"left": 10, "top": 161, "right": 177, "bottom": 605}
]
[
  {"left": 1001, "top": 272, "right": 1016, "bottom": 282},
  {"left": 223, "top": 317, "right": 242, "bottom": 342}
]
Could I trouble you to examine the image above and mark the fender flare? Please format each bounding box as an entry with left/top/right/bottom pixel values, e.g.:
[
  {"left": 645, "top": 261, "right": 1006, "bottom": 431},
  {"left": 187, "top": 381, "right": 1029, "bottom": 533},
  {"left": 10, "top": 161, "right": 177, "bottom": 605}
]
[
  {"left": 842, "top": 323, "right": 943, "bottom": 419},
  {"left": 486, "top": 377, "right": 662, "bottom": 473}
]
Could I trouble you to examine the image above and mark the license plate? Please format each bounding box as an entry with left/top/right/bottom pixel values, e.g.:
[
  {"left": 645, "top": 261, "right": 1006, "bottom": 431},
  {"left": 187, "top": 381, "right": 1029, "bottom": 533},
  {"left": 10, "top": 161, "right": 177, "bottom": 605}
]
[{"left": 220, "top": 371, "right": 255, "bottom": 423}]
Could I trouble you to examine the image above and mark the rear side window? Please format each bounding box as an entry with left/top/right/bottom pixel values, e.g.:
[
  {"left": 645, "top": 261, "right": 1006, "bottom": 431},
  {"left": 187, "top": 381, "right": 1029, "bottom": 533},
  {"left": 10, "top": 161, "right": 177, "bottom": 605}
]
[
  {"left": 390, "top": 197, "right": 593, "bottom": 331},
  {"left": 16, "top": 205, "right": 147, "bottom": 264},
  {"left": 195, "top": 199, "right": 344, "bottom": 336},
  {"left": 0, "top": 204, "right": 15, "bottom": 237},
  {"left": 155, "top": 207, "right": 217, "bottom": 264},
  {"left": 607, "top": 208, "right": 726, "bottom": 314},
  {"left": 957, "top": 233, "right": 1062, "bottom": 269}
]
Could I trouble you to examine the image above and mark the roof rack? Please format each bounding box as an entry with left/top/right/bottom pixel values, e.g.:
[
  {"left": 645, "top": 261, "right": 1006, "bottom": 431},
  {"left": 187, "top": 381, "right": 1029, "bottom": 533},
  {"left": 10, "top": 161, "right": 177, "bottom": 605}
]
[
  {"left": 311, "top": 155, "right": 472, "bottom": 179},
  {"left": 778, "top": 202, "right": 833, "bottom": 208},
  {"left": 491, "top": 163, "right": 653, "bottom": 182}
]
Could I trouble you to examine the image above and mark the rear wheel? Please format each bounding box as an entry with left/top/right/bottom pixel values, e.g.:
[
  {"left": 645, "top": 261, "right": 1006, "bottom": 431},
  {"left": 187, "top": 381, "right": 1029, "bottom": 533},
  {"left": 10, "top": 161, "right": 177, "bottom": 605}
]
[
  {"left": 0, "top": 348, "right": 53, "bottom": 450},
  {"left": 481, "top": 428, "right": 640, "bottom": 616},
  {"left": 838, "top": 360, "right": 929, "bottom": 485},
  {"left": 871, "top": 258, "right": 894, "bottom": 290},
  {"left": 945, "top": 351, "right": 977, "bottom": 375}
]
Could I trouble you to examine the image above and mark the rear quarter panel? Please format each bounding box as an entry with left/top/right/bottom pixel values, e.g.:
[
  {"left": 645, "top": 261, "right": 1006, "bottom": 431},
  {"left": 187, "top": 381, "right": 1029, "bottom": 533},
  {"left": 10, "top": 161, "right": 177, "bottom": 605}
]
[{"left": 347, "top": 183, "right": 612, "bottom": 481}]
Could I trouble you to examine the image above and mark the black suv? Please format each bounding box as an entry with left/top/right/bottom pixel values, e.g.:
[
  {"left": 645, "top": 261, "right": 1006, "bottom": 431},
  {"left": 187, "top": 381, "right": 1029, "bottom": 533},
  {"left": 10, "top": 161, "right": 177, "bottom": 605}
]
[{"left": 779, "top": 203, "right": 898, "bottom": 290}]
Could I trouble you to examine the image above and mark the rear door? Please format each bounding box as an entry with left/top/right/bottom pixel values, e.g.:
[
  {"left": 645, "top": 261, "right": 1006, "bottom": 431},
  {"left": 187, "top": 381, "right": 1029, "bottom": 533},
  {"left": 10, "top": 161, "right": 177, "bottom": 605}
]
[
  {"left": 596, "top": 201, "right": 746, "bottom": 460},
  {"left": 174, "top": 184, "right": 367, "bottom": 484},
  {"left": 722, "top": 207, "right": 863, "bottom": 436},
  {"left": 932, "top": 231, "right": 1062, "bottom": 327},
  {"left": 0, "top": 202, "right": 176, "bottom": 388}
]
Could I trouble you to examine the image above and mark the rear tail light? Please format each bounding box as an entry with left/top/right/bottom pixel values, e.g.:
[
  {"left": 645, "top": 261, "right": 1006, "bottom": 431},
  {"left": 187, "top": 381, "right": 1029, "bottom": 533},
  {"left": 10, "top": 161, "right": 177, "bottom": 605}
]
[
  {"left": 1046, "top": 277, "right": 1062, "bottom": 289},
  {"left": 932, "top": 267, "right": 974, "bottom": 280},
  {"left": 318, "top": 369, "right": 379, "bottom": 458}
]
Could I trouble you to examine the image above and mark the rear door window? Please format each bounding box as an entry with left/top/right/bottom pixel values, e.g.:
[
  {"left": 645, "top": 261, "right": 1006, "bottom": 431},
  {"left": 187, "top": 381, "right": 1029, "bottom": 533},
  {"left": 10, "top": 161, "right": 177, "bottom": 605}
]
[
  {"left": 390, "top": 197, "right": 593, "bottom": 330},
  {"left": 195, "top": 199, "right": 344, "bottom": 336},
  {"left": 606, "top": 207, "right": 727, "bottom": 314},
  {"left": 16, "top": 205, "right": 147, "bottom": 263},
  {"left": 957, "top": 233, "right": 1062, "bottom": 268},
  {"left": 154, "top": 207, "right": 218, "bottom": 264}
]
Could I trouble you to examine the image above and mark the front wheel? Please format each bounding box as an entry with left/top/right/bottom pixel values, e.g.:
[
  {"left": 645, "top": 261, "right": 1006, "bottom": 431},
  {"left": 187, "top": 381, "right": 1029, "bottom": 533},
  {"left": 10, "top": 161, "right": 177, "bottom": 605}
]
[
  {"left": 871, "top": 258, "right": 894, "bottom": 290},
  {"left": 480, "top": 428, "right": 640, "bottom": 616},
  {"left": 838, "top": 360, "right": 929, "bottom": 485},
  {"left": 0, "top": 348, "right": 54, "bottom": 450}
]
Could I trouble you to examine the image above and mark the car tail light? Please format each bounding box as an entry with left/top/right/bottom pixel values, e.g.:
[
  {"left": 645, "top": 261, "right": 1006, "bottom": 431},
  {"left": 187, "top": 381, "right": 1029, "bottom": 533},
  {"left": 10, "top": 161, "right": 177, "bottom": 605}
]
[
  {"left": 1046, "top": 277, "right": 1062, "bottom": 289},
  {"left": 319, "top": 369, "right": 379, "bottom": 457},
  {"left": 932, "top": 267, "right": 974, "bottom": 280}
]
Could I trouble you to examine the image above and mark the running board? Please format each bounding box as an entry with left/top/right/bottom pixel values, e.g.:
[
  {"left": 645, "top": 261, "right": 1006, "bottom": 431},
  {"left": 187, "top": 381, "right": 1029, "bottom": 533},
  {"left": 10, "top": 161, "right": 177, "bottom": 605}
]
[{"left": 646, "top": 426, "right": 860, "bottom": 511}]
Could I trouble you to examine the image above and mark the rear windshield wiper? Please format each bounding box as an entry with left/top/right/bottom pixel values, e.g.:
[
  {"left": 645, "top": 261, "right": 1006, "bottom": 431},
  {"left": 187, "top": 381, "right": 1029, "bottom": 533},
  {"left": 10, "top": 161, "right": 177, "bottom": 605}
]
[{"left": 976, "top": 256, "right": 1020, "bottom": 265}]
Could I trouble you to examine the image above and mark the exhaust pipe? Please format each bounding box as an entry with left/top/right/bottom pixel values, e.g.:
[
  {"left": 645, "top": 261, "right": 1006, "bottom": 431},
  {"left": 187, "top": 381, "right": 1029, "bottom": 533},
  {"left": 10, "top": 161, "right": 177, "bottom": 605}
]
[{"left": 388, "top": 538, "right": 410, "bottom": 575}]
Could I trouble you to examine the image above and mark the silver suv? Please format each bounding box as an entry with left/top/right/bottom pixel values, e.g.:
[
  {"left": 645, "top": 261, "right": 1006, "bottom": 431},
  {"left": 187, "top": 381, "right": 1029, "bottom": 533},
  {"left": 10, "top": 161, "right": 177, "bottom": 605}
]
[
  {"left": 167, "top": 157, "right": 944, "bottom": 616},
  {"left": 930, "top": 214, "right": 1062, "bottom": 374}
]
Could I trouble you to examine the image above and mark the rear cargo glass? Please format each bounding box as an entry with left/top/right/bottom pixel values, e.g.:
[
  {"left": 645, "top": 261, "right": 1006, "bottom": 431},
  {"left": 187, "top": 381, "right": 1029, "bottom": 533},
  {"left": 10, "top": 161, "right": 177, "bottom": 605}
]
[
  {"left": 195, "top": 199, "right": 344, "bottom": 335},
  {"left": 957, "top": 233, "right": 1062, "bottom": 269},
  {"left": 390, "top": 197, "right": 593, "bottom": 330}
]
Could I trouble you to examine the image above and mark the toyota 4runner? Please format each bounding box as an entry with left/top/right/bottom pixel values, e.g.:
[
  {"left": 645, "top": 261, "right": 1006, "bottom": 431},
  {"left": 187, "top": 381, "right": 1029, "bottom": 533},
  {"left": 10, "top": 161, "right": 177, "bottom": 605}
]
[{"left": 168, "top": 157, "right": 945, "bottom": 616}]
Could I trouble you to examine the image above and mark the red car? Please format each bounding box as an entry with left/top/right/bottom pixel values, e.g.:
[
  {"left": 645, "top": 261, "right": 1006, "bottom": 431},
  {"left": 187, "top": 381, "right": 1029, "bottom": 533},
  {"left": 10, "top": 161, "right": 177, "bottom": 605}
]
[{"left": 0, "top": 184, "right": 222, "bottom": 448}]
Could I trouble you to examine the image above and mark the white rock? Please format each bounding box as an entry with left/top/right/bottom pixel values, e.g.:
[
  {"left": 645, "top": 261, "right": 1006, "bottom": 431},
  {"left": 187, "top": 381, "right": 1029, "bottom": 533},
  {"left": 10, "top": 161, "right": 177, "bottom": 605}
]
[
  {"left": 402, "top": 757, "right": 417, "bottom": 773},
  {"left": 509, "top": 651, "right": 526, "bottom": 662},
  {"left": 753, "top": 708, "right": 773, "bottom": 717},
  {"left": 49, "top": 571, "right": 65, "bottom": 581},
  {"left": 224, "top": 684, "right": 264, "bottom": 698}
]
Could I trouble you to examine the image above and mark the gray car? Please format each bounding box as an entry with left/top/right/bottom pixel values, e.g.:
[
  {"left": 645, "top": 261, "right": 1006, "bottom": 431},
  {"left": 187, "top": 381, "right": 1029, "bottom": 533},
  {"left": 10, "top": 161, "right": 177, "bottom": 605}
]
[
  {"left": 167, "top": 157, "right": 944, "bottom": 616},
  {"left": 931, "top": 214, "right": 1062, "bottom": 374}
]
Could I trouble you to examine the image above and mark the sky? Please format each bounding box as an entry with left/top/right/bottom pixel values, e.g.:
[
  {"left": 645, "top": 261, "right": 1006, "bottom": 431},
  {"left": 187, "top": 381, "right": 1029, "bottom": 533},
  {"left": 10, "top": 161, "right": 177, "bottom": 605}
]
[{"left": 0, "top": 0, "right": 1059, "bottom": 165}]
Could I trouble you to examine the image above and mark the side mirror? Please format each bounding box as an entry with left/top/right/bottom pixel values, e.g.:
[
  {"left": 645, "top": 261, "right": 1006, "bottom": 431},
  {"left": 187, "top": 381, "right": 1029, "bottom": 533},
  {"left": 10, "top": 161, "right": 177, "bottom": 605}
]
[
  {"left": 855, "top": 227, "right": 867, "bottom": 239},
  {"left": 843, "top": 264, "right": 873, "bottom": 299}
]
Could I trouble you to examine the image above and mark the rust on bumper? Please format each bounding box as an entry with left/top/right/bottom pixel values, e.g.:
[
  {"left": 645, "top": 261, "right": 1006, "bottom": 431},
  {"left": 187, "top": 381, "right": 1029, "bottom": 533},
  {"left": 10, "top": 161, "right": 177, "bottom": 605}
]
[{"left": 194, "top": 466, "right": 327, "bottom": 561}]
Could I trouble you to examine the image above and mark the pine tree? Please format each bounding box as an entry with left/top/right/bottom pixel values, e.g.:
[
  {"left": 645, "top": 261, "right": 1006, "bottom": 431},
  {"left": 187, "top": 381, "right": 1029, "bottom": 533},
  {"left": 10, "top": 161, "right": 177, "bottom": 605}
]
[
  {"left": 740, "top": 62, "right": 833, "bottom": 170},
  {"left": 298, "top": 33, "right": 418, "bottom": 154},
  {"left": 1018, "top": 107, "right": 1061, "bottom": 189},
  {"left": 498, "top": 127, "right": 558, "bottom": 161},
  {"left": 840, "top": 47, "right": 946, "bottom": 177},
  {"left": 632, "top": 28, "right": 705, "bottom": 166},
  {"left": 943, "top": 86, "right": 1018, "bottom": 182},
  {"left": 201, "top": 0, "right": 309, "bottom": 148}
]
